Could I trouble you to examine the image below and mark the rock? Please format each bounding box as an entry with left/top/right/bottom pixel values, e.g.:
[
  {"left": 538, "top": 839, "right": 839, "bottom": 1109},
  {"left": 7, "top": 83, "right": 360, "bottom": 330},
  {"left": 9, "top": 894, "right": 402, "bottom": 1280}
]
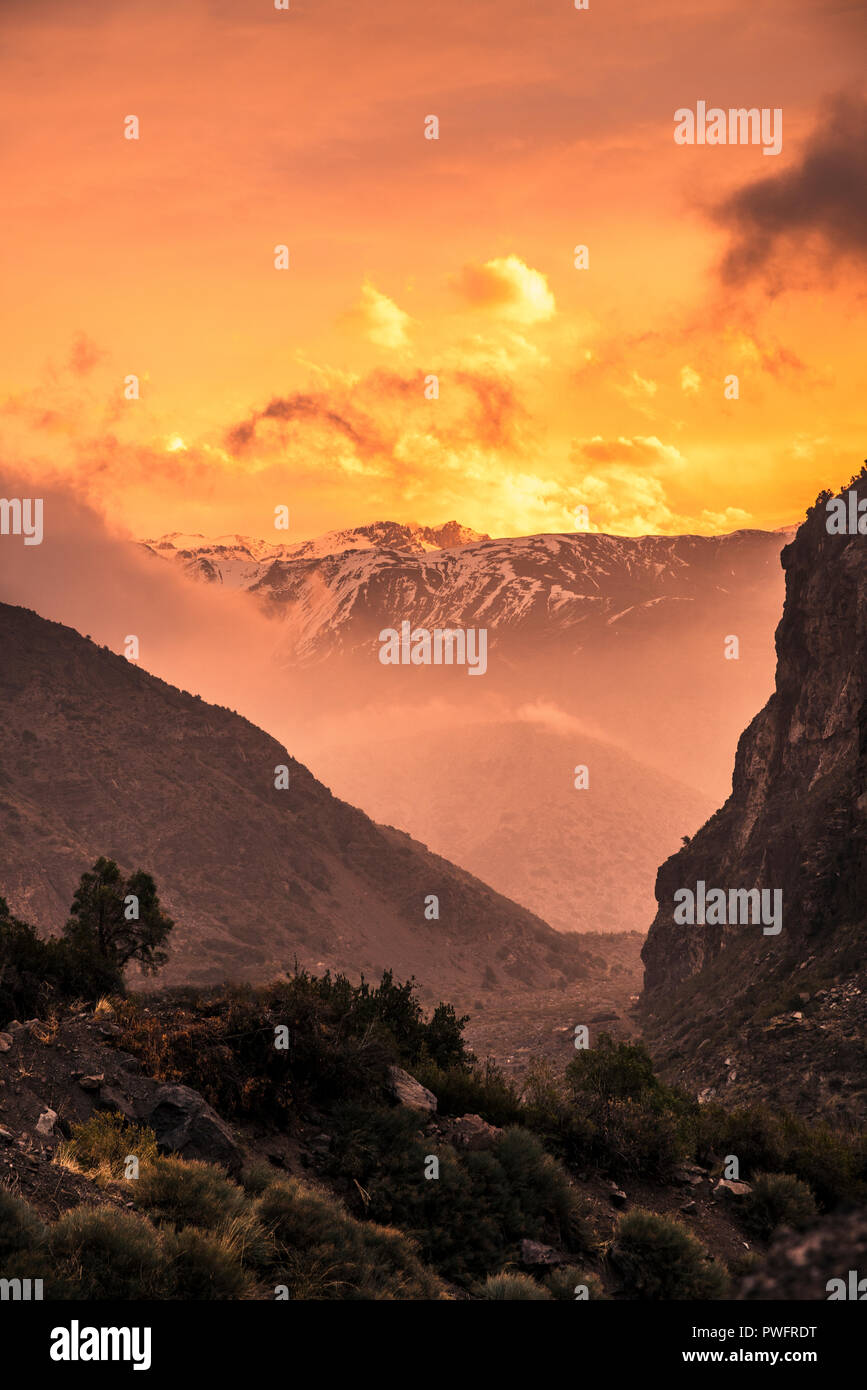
[
  {"left": 673, "top": 1165, "right": 706, "bottom": 1186},
  {"left": 0, "top": 1125, "right": 15, "bottom": 1142},
  {"left": 443, "top": 1113, "right": 502, "bottom": 1151},
  {"left": 35, "top": 1108, "right": 58, "bottom": 1137},
  {"left": 680, "top": 1200, "right": 697, "bottom": 1214},
  {"left": 142, "top": 1084, "right": 243, "bottom": 1174},
  {"left": 590, "top": 1011, "right": 619, "bottom": 1023},
  {"left": 0, "top": 1033, "right": 13, "bottom": 1052},
  {"left": 608, "top": 1186, "right": 628, "bottom": 1207},
  {"left": 386, "top": 1066, "right": 437, "bottom": 1114},
  {"left": 519, "top": 1239, "right": 568, "bottom": 1267},
  {"left": 78, "top": 1075, "right": 104, "bottom": 1092},
  {"left": 96, "top": 1085, "right": 136, "bottom": 1119},
  {"left": 713, "top": 1178, "right": 753, "bottom": 1202}
]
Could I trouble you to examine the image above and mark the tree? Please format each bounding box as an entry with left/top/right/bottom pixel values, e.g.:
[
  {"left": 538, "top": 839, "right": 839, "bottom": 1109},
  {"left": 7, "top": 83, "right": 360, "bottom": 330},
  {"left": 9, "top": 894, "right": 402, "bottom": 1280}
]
[{"left": 63, "top": 857, "right": 173, "bottom": 975}]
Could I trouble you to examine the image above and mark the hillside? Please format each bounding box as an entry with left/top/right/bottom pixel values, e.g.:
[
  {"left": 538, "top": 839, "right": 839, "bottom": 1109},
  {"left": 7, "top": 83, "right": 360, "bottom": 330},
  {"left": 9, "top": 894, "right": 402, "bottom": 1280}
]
[
  {"left": 0, "top": 601, "right": 601, "bottom": 995},
  {"left": 314, "top": 720, "right": 713, "bottom": 936},
  {"left": 640, "top": 470, "right": 867, "bottom": 1126}
]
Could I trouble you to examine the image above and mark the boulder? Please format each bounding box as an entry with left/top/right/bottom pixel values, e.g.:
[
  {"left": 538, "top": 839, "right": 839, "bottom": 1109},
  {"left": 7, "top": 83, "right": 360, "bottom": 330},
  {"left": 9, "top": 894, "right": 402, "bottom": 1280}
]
[
  {"left": 142, "top": 1084, "right": 243, "bottom": 1174},
  {"left": 713, "top": 1178, "right": 753, "bottom": 1202},
  {"left": 77, "top": 1075, "right": 104, "bottom": 1092},
  {"left": 386, "top": 1066, "right": 437, "bottom": 1114},
  {"left": 0, "top": 1032, "right": 13, "bottom": 1053},
  {"left": 519, "top": 1239, "right": 568, "bottom": 1267},
  {"left": 35, "top": 1108, "right": 58, "bottom": 1137},
  {"left": 444, "top": 1113, "right": 502, "bottom": 1151}
]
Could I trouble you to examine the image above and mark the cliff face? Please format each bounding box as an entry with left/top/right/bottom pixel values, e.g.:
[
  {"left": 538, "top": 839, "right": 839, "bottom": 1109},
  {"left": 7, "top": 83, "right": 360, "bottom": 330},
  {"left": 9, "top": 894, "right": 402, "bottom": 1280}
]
[{"left": 641, "top": 470, "right": 867, "bottom": 1124}]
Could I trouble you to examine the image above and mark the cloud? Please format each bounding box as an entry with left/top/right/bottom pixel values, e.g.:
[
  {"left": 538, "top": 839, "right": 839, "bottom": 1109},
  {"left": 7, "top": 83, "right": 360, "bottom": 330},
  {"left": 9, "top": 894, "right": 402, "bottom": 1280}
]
[
  {"left": 713, "top": 91, "right": 867, "bottom": 286},
  {"left": 343, "top": 282, "right": 412, "bottom": 349},
  {"left": 680, "top": 365, "right": 701, "bottom": 394},
  {"left": 68, "top": 333, "right": 105, "bottom": 376},
  {"left": 450, "top": 255, "right": 556, "bottom": 325}
]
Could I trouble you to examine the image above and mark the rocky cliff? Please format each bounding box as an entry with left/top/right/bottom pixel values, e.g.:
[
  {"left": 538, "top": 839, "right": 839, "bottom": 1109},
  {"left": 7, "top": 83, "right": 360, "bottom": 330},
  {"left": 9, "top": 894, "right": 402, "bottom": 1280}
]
[{"left": 641, "top": 467, "right": 867, "bottom": 1125}]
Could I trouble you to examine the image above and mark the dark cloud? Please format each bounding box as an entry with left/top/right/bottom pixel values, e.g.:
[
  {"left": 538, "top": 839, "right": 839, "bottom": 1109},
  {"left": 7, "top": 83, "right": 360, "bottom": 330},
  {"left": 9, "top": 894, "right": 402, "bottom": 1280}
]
[
  {"left": 714, "top": 92, "right": 867, "bottom": 286},
  {"left": 225, "top": 392, "right": 382, "bottom": 456}
]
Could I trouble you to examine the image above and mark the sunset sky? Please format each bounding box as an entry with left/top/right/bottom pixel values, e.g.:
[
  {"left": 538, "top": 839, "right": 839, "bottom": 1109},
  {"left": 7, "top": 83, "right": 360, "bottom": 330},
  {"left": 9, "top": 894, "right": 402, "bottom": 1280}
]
[{"left": 2, "top": 0, "right": 865, "bottom": 542}]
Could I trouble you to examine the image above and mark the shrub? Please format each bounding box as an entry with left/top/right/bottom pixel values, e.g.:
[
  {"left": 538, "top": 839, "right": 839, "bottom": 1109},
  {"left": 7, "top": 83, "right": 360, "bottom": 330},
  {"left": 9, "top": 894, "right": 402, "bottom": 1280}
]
[
  {"left": 258, "top": 1179, "right": 446, "bottom": 1300},
  {"left": 477, "top": 1272, "right": 552, "bottom": 1300},
  {"left": 162, "top": 1226, "right": 254, "bottom": 1299},
  {"left": 56, "top": 1112, "right": 158, "bottom": 1180},
  {"left": 324, "top": 1104, "right": 588, "bottom": 1285},
  {"left": 49, "top": 1207, "right": 164, "bottom": 1299},
  {"left": 739, "top": 1173, "right": 818, "bottom": 1241},
  {"left": 611, "top": 1209, "right": 729, "bottom": 1300},
  {"left": 0, "top": 1185, "right": 46, "bottom": 1258},
  {"left": 413, "top": 1057, "right": 523, "bottom": 1126},
  {"left": 133, "top": 1158, "right": 248, "bottom": 1230}
]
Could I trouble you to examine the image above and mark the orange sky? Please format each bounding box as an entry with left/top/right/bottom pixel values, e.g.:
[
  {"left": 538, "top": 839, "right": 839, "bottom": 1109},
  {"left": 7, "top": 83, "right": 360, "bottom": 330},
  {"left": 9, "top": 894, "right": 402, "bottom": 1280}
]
[{"left": 2, "top": 0, "right": 865, "bottom": 542}]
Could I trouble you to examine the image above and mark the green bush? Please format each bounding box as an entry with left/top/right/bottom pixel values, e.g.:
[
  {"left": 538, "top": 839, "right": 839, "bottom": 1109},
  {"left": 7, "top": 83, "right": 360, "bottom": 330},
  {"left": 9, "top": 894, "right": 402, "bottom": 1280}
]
[
  {"left": 611, "top": 1209, "right": 729, "bottom": 1300},
  {"left": 324, "top": 1104, "right": 588, "bottom": 1285},
  {"left": 0, "top": 1185, "right": 46, "bottom": 1259},
  {"left": 477, "top": 1272, "right": 552, "bottom": 1300},
  {"left": 58, "top": 1111, "right": 158, "bottom": 1179},
  {"left": 258, "top": 1179, "right": 446, "bottom": 1300},
  {"left": 49, "top": 1207, "right": 164, "bottom": 1299},
  {"left": 739, "top": 1173, "right": 818, "bottom": 1241},
  {"left": 133, "top": 1157, "right": 248, "bottom": 1230},
  {"left": 413, "top": 1057, "right": 523, "bottom": 1126},
  {"left": 0, "top": 898, "right": 122, "bottom": 1026},
  {"left": 162, "top": 1226, "right": 254, "bottom": 1299}
]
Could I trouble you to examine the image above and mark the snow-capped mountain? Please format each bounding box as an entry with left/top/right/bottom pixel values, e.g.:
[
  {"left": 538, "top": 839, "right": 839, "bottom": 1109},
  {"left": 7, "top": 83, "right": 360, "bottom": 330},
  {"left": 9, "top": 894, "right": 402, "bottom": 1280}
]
[
  {"left": 144, "top": 523, "right": 793, "bottom": 664},
  {"left": 142, "top": 520, "right": 490, "bottom": 590}
]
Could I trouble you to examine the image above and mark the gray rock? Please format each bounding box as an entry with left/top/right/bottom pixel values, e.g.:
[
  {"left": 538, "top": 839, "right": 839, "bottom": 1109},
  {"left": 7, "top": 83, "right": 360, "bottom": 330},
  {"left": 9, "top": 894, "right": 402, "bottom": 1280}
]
[
  {"left": 142, "top": 1084, "right": 243, "bottom": 1174},
  {"left": 713, "top": 1178, "right": 753, "bottom": 1201},
  {"left": 35, "top": 1108, "right": 58, "bottom": 1137},
  {"left": 519, "top": 1239, "right": 568, "bottom": 1267},
  {"left": 386, "top": 1066, "right": 437, "bottom": 1114},
  {"left": 444, "top": 1113, "right": 502, "bottom": 1151}
]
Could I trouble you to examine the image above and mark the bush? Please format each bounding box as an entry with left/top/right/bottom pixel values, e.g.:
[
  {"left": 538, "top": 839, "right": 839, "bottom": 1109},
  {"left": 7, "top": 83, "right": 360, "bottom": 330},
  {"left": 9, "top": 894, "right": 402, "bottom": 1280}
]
[
  {"left": 413, "top": 1057, "right": 523, "bottom": 1126},
  {"left": 0, "top": 1185, "right": 46, "bottom": 1259},
  {"left": 0, "top": 899, "right": 122, "bottom": 1026},
  {"left": 611, "top": 1209, "right": 729, "bottom": 1300},
  {"left": 49, "top": 1207, "right": 164, "bottom": 1299},
  {"left": 324, "top": 1104, "right": 588, "bottom": 1285},
  {"left": 133, "top": 1158, "right": 248, "bottom": 1230},
  {"left": 477, "top": 1272, "right": 552, "bottom": 1300},
  {"left": 739, "top": 1173, "right": 818, "bottom": 1241},
  {"left": 57, "top": 1112, "right": 158, "bottom": 1180},
  {"left": 258, "top": 1179, "right": 446, "bottom": 1300},
  {"left": 162, "top": 1227, "right": 254, "bottom": 1299}
]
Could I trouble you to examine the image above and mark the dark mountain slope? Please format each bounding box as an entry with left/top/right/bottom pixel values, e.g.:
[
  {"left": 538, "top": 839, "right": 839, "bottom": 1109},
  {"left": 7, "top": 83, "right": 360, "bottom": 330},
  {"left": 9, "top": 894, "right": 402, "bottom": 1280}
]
[
  {"left": 640, "top": 469, "right": 867, "bottom": 1125},
  {"left": 0, "top": 602, "right": 600, "bottom": 995}
]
